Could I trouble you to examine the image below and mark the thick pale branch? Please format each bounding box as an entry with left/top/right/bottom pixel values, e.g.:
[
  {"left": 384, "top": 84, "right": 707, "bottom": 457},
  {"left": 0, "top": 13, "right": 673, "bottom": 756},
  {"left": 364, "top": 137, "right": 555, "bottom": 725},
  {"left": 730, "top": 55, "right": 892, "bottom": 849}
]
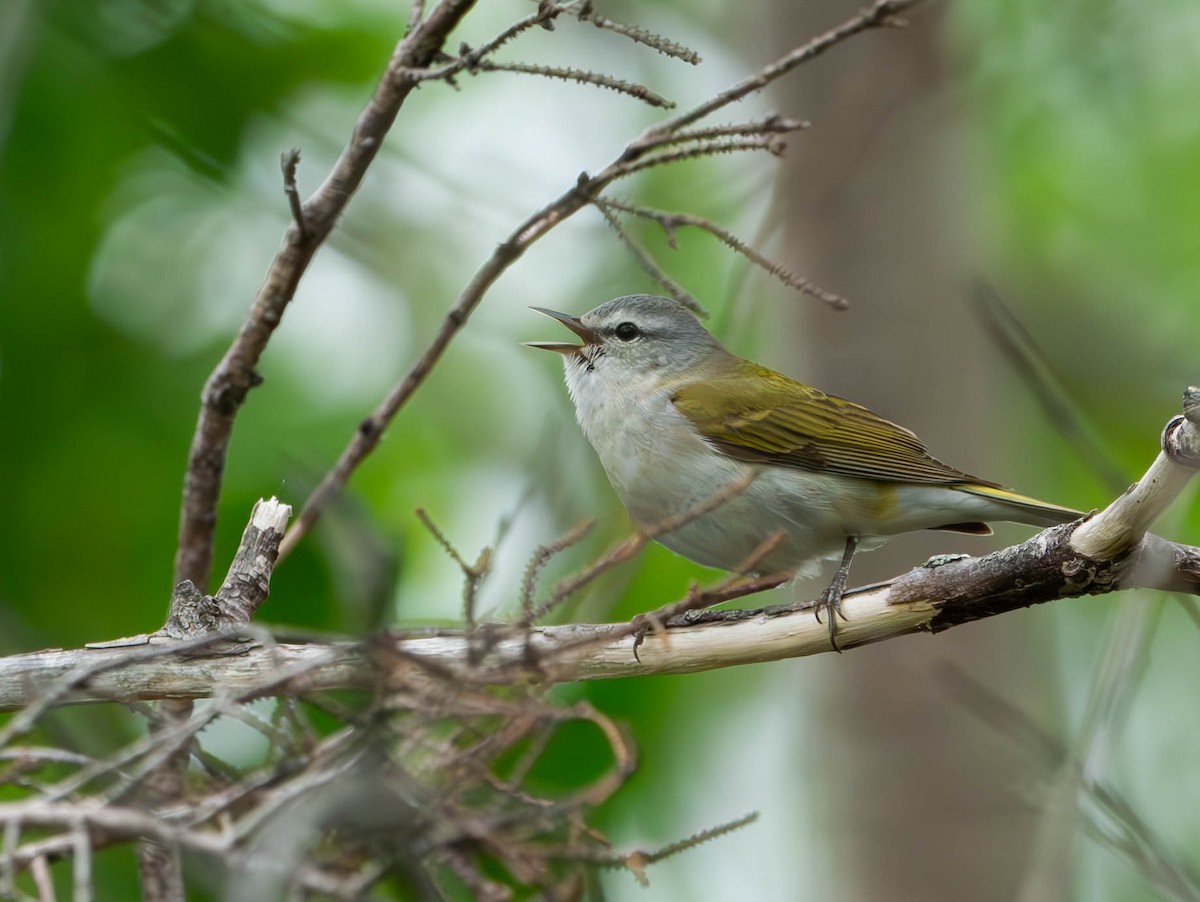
[
  {"left": 1071, "top": 388, "right": 1200, "bottom": 558},
  {"left": 1, "top": 533, "right": 1195, "bottom": 710}
]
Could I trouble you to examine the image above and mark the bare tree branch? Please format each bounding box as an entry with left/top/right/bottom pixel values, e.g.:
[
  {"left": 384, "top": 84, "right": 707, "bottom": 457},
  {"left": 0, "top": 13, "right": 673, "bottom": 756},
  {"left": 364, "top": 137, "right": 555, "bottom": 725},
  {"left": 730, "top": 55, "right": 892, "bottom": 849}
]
[
  {"left": 596, "top": 196, "right": 846, "bottom": 308},
  {"left": 628, "top": 0, "right": 921, "bottom": 146},
  {"left": 173, "top": 0, "right": 479, "bottom": 591},
  {"left": 1072, "top": 392, "right": 1200, "bottom": 559},
  {"left": 595, "top": 201, "right": 705, "bottom": 311},
  {"left": 1, "top": 530, "right": 1196, "bottom": 712}
]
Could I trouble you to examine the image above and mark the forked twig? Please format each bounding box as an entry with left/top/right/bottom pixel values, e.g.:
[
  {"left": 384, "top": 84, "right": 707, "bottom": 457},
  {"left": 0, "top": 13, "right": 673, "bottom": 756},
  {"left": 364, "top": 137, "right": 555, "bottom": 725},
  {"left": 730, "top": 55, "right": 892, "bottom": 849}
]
[
  {"left": 595, "top": 203, "right": 702, "bottom": 313},
  {"left": 519, "top": 519, "right": 595, "bottom": 624},
  {"left": 529, "top": 471, "right": 757, "bottom": 622},
  {"left": 627, "top": 0, "right": 919, "bottom": 149},
  {"left": 598, "top": 197, "right": 847, "bottom": 308},
  {"left": 415, "top": 508, "right": 493, "bottom": 627}
]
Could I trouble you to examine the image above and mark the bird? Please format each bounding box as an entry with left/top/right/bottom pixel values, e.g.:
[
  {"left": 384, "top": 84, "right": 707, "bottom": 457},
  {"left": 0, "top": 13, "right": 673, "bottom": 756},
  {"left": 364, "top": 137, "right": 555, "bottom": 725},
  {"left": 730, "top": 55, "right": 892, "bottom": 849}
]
[{"left": 526, "top": 294, "right": 1081, "bottom": 647}]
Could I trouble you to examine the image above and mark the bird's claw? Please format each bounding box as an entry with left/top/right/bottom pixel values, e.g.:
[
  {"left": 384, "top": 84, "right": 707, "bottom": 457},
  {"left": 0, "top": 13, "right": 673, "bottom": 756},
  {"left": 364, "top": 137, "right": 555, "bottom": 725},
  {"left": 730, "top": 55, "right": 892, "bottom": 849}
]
[
  {"left": 814, "top": 583, "right": 849, "bottom": 652},
  {"left": 814, "top": 536, "right": 858, "bottom": 652}
]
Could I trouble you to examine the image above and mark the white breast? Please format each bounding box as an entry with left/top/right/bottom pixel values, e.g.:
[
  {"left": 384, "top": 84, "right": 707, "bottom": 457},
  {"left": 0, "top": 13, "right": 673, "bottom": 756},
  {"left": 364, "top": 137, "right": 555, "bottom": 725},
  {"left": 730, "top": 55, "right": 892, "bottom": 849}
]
[{"left": 563, "top": 358, "right": 850, "bottom": 576}]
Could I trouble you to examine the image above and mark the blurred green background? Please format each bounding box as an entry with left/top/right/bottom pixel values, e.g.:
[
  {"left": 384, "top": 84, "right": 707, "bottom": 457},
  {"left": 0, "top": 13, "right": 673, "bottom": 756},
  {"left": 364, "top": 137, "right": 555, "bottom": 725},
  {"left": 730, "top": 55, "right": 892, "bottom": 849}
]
[{"left": 1, "top": 0, "right": 1198, "bottom": 899}]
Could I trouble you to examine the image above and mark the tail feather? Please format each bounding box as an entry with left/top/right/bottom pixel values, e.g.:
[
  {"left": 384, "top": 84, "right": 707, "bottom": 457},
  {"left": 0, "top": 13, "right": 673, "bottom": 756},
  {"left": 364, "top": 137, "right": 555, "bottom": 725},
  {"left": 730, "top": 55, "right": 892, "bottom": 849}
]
[
  {"left": 961, "top": 484, "right": 1083, "bottom": 528},
  {"left": 931, "top": 521, "right": 994, "bottom": 536}
]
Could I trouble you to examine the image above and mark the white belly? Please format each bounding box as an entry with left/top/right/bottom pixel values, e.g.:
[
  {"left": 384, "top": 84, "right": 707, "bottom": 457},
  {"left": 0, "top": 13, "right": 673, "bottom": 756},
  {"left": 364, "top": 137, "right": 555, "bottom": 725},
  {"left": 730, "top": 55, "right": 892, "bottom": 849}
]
[
  {"left": 585, "top": 394, "right": 854, "bottom": 577},
  {"left": 630, "top": 461, "right": 858, "bottom": 578}
]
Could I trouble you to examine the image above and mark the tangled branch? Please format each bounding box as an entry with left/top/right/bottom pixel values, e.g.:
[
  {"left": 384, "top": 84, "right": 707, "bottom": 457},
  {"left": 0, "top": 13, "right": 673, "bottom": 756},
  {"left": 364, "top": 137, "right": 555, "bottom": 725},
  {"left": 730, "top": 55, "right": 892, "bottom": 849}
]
[{"left": 2, "top": 388, "right": 1197, "bottom": 896}]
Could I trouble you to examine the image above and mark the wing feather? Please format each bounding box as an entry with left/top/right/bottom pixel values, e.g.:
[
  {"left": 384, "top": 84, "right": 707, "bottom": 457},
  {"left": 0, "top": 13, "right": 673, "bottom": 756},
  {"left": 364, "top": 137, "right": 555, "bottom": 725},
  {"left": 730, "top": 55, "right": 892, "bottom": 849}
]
[{"left": 671, "top": 362, "right": 998, "bottom": 487}]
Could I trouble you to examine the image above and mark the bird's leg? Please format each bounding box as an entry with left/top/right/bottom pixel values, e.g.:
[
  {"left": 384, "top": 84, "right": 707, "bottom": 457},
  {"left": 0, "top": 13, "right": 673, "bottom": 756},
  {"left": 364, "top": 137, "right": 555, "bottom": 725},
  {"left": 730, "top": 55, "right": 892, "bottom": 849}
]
[{"left": 815, "top": 535, "right": 859, "bottom": 652}]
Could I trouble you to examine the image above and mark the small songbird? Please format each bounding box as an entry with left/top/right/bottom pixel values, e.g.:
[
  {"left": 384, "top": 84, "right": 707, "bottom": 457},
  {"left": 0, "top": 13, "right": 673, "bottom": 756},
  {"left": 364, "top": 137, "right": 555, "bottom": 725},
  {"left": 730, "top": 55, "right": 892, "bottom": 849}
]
[{"left": 526, "top": 294, "right": 1081, "bottom": 646}]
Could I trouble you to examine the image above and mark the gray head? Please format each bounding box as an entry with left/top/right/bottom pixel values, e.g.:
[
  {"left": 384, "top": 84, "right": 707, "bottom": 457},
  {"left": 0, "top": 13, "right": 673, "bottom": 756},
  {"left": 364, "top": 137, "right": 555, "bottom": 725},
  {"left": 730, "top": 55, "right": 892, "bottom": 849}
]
[{"left": 526, "top": 295, "right": 727, "bottom": 382}]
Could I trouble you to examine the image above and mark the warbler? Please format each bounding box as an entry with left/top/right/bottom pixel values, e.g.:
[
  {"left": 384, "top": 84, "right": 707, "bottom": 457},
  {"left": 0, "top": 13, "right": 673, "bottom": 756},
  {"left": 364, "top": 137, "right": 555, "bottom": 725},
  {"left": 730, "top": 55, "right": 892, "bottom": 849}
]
[{"left": 527, "top": 294, "right": 1081, "bottom": 646}]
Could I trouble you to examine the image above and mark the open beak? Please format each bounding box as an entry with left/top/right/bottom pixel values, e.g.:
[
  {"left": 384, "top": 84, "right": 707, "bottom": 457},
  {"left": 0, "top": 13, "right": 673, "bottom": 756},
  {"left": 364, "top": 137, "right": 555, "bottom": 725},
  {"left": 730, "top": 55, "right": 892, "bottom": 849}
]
[{"left": 523, "top": 307, "right": 600, "bottom": 356}]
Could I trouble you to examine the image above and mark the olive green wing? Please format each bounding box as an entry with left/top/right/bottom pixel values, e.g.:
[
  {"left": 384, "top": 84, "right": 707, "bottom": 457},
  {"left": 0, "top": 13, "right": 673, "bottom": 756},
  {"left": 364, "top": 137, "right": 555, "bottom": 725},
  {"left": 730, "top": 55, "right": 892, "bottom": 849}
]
[{"left": 671, "top": 363, "right": 997, "bottom": 487}]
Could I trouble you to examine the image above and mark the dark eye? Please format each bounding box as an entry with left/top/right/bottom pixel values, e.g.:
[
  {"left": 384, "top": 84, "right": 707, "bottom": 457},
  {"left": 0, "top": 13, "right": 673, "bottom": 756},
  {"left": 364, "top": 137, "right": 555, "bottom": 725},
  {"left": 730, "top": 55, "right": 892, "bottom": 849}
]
[{"left": 614, "top": 322, "right": 640, "bottom": 341}]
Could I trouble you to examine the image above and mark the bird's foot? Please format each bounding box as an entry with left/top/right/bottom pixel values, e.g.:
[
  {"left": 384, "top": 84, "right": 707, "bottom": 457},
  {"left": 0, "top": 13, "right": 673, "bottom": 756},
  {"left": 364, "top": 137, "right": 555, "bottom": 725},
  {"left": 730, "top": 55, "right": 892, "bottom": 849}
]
[
  {"left": 813, "top": 577, "right": 850, "bottom": 653},
  {"left": 814, "top": 535, "right": 859, "bottom": 652}
]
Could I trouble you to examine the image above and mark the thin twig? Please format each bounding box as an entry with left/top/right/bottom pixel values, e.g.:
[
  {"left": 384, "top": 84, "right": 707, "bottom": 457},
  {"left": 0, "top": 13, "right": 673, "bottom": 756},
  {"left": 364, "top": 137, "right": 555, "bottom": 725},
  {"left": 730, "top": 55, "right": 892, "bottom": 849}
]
[
  {"left": 575, "top": 1, "right": 701, "bottom": 64},
  {"left": 623, "top": 532, "right": 789, "bottom": 659},
  {"left": 472, "top": 60, "right": 674, "bottom": 108},
  {"left": 529, "top": 471, "right": 757, "bottom": 622},
  {"left": 640, "top": 810, "right": 758, "bottom": 865},
  {"left": 406, "top": 1, "right": 569, "bottom": 83},
  {"left": 594, "top": 203, "right": 702, "bottom": 313},
  {"left": 612, "top": 136, "right": 790, "bottom": 178},
  {"left": 627, "top": 0, "right": 922, "bottom": 153},
  {"left": 650, "top": 115, "right": 810, "bottom": 150},
  {"left": 598, "top": 197, "right": 846, "bottom": 309},
  {"left": 280, "top": 149, "right": 306, "bottom": 239},
  {"left": 519, "top": 519, "right": 595, "bottom": 624},
  {"left": 415, "top": 508, "right": 492, "bottom": 628},
  {"left": 414, "top": 508, "right": 472, "bottom": 573}
]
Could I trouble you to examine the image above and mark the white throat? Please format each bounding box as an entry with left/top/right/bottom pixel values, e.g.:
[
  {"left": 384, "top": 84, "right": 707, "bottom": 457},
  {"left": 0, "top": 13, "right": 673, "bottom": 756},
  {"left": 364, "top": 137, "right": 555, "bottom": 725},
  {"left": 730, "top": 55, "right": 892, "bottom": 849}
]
[{"left": 562, "top": 353, "right": 670, "bottom": 454}]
